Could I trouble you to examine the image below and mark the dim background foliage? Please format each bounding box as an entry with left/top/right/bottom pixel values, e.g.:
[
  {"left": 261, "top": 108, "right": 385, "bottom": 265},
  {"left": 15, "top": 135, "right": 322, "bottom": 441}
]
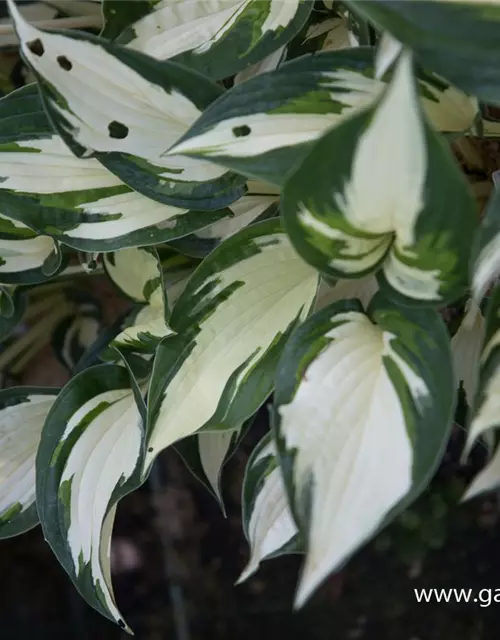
[{"left": 0, "top": 1, "right": 500, "bottom": 639}]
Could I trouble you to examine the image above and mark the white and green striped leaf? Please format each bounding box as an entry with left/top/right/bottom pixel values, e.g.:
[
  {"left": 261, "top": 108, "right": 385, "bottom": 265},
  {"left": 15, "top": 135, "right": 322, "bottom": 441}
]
[
  {"left": 0, "top": 229, "right": 61, "bottom": 285},
  {"left": 115, "top": 0, "right": 311, "bottom": 80},
  {"left": 104, "top": 246, "right": 172, "bottom": 351},
  {"left": 0, "top": 387, "right": 58, "bottom": 539},
  {"left": 146, "top": 219, "right": 318, "bottom": 471},
  {"left": 348, "top": 0, "right": 500, "bottom": 104},
  {"left": 471, "top": 186, "right": 500, "bottom": 303},
  {"left": 273, "top": 294, "right": 455, "bottom": 607},
  {"left": 168, "top": 48, "right": 478, "bottom": 186},
  {"left": 282, "top": 52, "right": 477, "bottom": 306},
  {"left": 0, "top": 85, "right": 238, "bottom": 251},
  {"left": 36, "top": 364, "right": 145, "bottom": 631},
  {"left": 8, "top": 1, "right": 246, "bottom": 210},
  {"left": 238, "top": 433, "right": 299, "bottom": 583},
  {"left": 463, "top": 287, "right": 500, "bottom": 499}
]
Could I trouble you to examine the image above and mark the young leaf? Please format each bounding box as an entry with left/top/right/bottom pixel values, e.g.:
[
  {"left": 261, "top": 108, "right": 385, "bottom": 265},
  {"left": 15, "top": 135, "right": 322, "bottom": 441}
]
[
  {"left": 348, "top": 0, "right": 500, "bottom": 104},
  {"left": 116, "top": 0, "right": 311, "bottom": 80},
  {"left": 104, "top": 246, "right": 172, "bottom": 350},
  {"left": 8, "top": 0, "right": 246, "bottom": 210},
  {"left": 238, "top": 433, "right": 299, "bottom": 583},
  {"left": 0, "top": 387, "right": 58, "bottom": 539},
  {"left": 146, "top": 219, "right": 318, "bottom": 470},
  {"left": 273, "top": 293, "right": 455, "bottom": 607},
  {"left": 168, "top": 48, "right": 477, "bottom": 186},
  {"left": 36, "top": 364, "right": 145, "bottom": 631},
  {"left": 282, "top": 52, "right": 477, "bottom": 306},
  {"left": 0, "top": 85, "right": 237, "bottom": 250}
]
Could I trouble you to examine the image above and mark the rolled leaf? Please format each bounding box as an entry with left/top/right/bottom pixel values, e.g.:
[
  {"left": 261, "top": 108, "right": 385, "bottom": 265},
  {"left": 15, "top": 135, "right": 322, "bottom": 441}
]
[
  {"left": 146, "top": 219, "right": 318, "bottom": 470},
  {"left": 8, "top": 0, "right": 246, "bottom": 210},
  {"left": 168, "top": 48, "right": 477, "bottom": 186},
  {"left": 0, "top": 85, "right": 236, "bottom": 250},
  {"left": 274, "top": 294, "right": 454, "bottom": 607},
  {"left": 36, "top": 364, "right": 145, "bottom": 631},
  {"left": 238, "top": 433, "right": 298, "bottom": 583},
  {"left": 116, "top": 0, "right": 311, "bottom": 80},
  {"left": 282, "top": 52, "right": 477, "bottom": 305},
  {"left": 0, "top": 387, "right": 58, "bottom": 538}
]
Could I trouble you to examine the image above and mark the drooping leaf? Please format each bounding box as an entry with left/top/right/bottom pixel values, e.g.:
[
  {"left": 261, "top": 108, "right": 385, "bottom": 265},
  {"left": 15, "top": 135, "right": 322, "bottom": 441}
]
[
  {"left": 0, "top": 85, "right": 237, "bottom": 250},
  {"left": 0, "top": 230, "right": 62, "bottom": 285},
  {"left": 114, "top": 0, "right": 311, "bottom": 81},
  {"left": 0, "top": 387, "right": 58, "bottom": 539},
  {"left": 348, "top": 0, "right": 500, "bottom": 105},
  {"left": 281, "top": 52, "right": 477, "bottom": 306},
  {"left": 103, "top": 246, "right": 172, "bottom": 350},
  {"left": 36, "top": 364, "right": 145, "bottom": 631},
  {"left": 237, "top": 432, "right": 299, "bottom": 583},
  {"left": 8, "top": 1, "right": 246, "bottom": 210},
  {"left": 273, "top": 293, "right": 454, "bottom": 607},
  {"left": 146, "top": 219, "right": 318, "bottom": 471},
  {"left": 168, "top": 48, "right": 478, "bottom": 186}
]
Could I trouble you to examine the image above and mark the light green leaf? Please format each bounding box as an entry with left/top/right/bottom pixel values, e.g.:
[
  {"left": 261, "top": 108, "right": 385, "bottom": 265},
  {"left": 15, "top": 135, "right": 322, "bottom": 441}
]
[
  {"left": 115, "top": 0, "right": 311, "bottom": 80},
  {"left": 0, "top": 85, "right": 237, "bottom": 250},
  {"left": 146, "top": 219, "right": 318, "bottom": 471},
  {"left": 36, "top": 364, "right": 145, "bottom": 631},
  {"left": 348, "top": 0, "right": 500, "bottom": 105},
  {"left": 282, "top": 52, "right": 477, "bottom": 305},
  {"left": 8, "top": 1, "right": 246, "bottom": 210},
  {"left": 238, "top": 433, "right": 299, "bottom": 584},
  {"left": 273, "top": 294, "right": 455, "bottom": 607},
  {"left": 0, "top": 387, "right": 58, "bottom": 539}
]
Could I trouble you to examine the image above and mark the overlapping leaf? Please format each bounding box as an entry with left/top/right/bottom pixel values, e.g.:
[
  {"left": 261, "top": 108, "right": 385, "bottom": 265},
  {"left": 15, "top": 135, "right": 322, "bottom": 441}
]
[
  {"left": 281, "top": 53, "right": 477, "bottom": 305},
  {"left": 36, "top": 364, "right": 145, "bottom": 631},
  {"left": 8, "top": 0, "right": 246, "bottom": 209},
  {"left": 113, "top": 0, "right": 311, "bottom": 80},
  {"left": 470, "top": 186, "right": 500, "bottom": 302},
  {"left": 0, "top": 387, "right": 58, "bottom": 538},
  {"left": 146, "top": 219, "right": 318, "bottom": 471},
  {"left": 0, "top": 85, "right": 237, "bottom": 251},
  {"left": 238, "top": 433, "right": 299, "bottom": 583},
  {"left": 348, "top": 0, "right": 500, "bottom": 105},
  {"left": 274, "top": 294, "right": 454, "bottom": 607},
  {"left": 169, "top": 48, "right": 478, "bottom": 186}
]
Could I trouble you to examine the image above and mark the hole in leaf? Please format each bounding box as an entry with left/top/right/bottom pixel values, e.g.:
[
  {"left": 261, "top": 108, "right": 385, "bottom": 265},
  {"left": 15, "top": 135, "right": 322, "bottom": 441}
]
[
  {"left": 108, "top": 121, "right": 129, "bottom": 139},
  {"left": 57, "top": 55, "right": 72, "bottom": 71},
  {"left": 27, "top": 39, "right": 44, "bottom": 56},
  {"left": 232, "top": 125, "right": 251, "bottom": 137}
]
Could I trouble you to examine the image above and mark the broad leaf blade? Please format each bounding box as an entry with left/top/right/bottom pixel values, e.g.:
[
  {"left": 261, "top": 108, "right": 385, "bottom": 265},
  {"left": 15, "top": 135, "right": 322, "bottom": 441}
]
[
  {"left": 0, "top": 387, "right": 58, "bottom": 539},
  {"left": 36, "top": 364, "right": 145, "bottom": 630},
  {"left": 146, "top": 219, "right": 318, "bottom": 470},
  {"left": 274, "top": 294, "right": 455, "bottom": 607},
  {"left": 282, "top": 52, "right": 477, "bottom": 305},
  {"left": 8, "top": 1, "right": 246, "bottom": 210}
]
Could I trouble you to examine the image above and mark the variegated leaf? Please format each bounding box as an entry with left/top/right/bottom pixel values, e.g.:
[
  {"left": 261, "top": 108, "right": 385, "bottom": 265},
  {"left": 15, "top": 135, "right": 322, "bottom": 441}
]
[
  {"left": 115, "top": 0, "right": 311, "bottom": 80},
  {"left": 463, "top": 287, "right": 500, "bottom": 499},
  {"left": 348, "top": 0, "right": 500, "bottom": 104},
  {"left": 238, "top": 433, "right": 299, "bottom": 583},
  {"left": 471, "top": 186, "right": 500, "bottom": 303},
  {"left": 451, "top": 299, "right": 484, "bottom": 406},
  {"left": 282, "top": 52, "right": 477, "bottom": 305},
  {"left": 36, "top": 364, "right": 145, "bottom": 631},
  {"left": 169, "top": 48, "right": 478, "bottom": 186},
  {"left": 0, "top": 85, "right": 237, "bottom": 250},
  {"left": 146, "top": 219, "right": 318, "bottom": 470},
  {"left": 8, "top": 1, "right": 246, "bottom": 210},
  {"left": 0, "top": 387, "right": 58, "bottom": 539},
  {"left": 0, "top": 230, "right": 62, "bottom": 285},
  {"left": 104, "top": 246, "right": 172, "bottom": 351},
  {"left": 274, "top": 294, "right": 454, "bottom": 607}
]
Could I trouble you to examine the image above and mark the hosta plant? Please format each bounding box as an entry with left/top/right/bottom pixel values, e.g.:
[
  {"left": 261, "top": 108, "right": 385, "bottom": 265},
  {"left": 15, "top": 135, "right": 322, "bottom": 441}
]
[{"left": 1, "top": 0, "right": 500, "bottom": 631}]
